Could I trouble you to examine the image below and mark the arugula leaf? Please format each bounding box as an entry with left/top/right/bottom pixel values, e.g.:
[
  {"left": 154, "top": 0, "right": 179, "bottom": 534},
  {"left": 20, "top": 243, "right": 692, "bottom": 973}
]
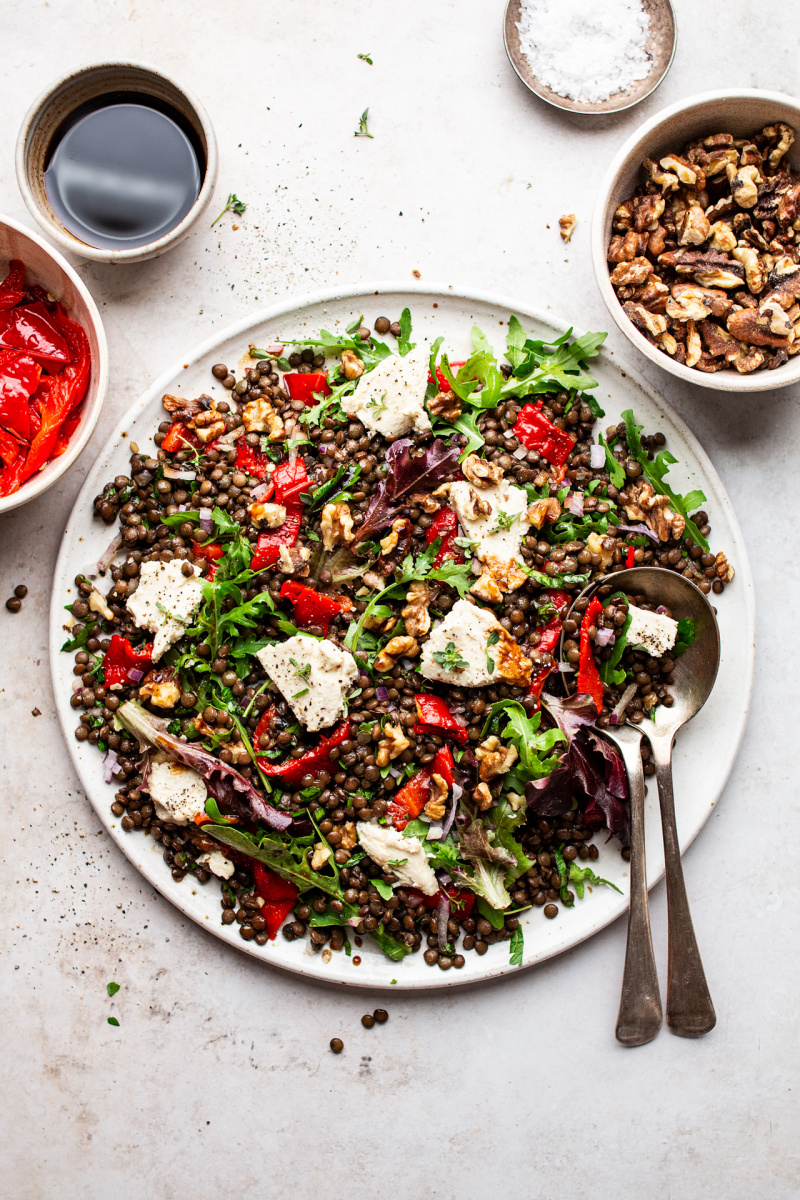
[
  {"left": 599, "top": 432, "right": 626, "bottom": 489},
  {"left": 569, "top": 862, "right": 623, "bottom": 899},
  {"left": 427, "top": 559, "right": 474, "bottom": 597},
  {"left": 372, "top": 878, "right": 393, "bottom": 900},
  {"left": 599, "top": 595, "right": 631, "bottom": 685},
  {"left": 476, "top": 897, "right": 504, "bottom": 929},
  {"left": 674, "top": 617, "right": 698, "bottom": 658},
  {"left": 397, "top": 307, "right": 415, "bottom": 356},
  {"left": 505, "top": 315, "right": 527, "bottom": 371},
  {"left": 621, "top": 410, "right": 709, "bottom": 551},
  {"left": 553, "top": 846, "right": 571, "bottom": 904},
  {"left": 204, "top": 797, "right": 238, "bottom": 825},
  {"left": 509, "top": 925, "right": 524, "bottom": 966},
  {"left": 161, "top": 510, "right": 200, "bottom": 529},
  {"left": 61, "top": 620, "right": 98, "bottom": 652},
  {"left": 522, "top": 567, "right": 590, "bottom": 590},
  {"left": 502, "top": 325, "right": 607, "bottom": 397},
  {"left": 471, "top": 325, "right": 493, "bottom": 355},
  {"left": 450, "top": 409, "right": 485, "bottom": 459},
  {"left": 482, "top": 700, "right": 565, "bottom": 780}
]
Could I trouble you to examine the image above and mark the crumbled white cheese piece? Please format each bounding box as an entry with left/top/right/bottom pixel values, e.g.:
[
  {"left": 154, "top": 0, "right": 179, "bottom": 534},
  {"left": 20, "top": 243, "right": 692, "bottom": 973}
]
[
  {"left": 449, "top": 478, "right": 529, "bottom": 572},
  {"left": 256, "top": 634, "right": 359, "bottom": 731},
  {"left": 147, "top": 760, "right": 207, "bottom": 825},
  {"left": 126, "top": 559, "right": 204, "bottom": 661},
  {"left": 626, "top": 604, "right": 679, "bottom": 657},
  {"left": 420, "top": 598, "right": 506, "bottom": 688},
  {"left": 341, "top": 345, "right": 432, "bottom": 438},
  {"left": 197, "top": 850, "right": 235, "bottom": 879},
  {"left": 357, "top": 822, "right": 439, "bottom": 896}
]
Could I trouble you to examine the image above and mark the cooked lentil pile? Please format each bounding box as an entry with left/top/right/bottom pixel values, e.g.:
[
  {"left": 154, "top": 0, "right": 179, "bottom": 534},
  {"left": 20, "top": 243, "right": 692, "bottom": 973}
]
[
  {"left": 63, "top": 312, "right": 731, "bottom": 969},
  {"left": 608, "top": 120, "right": 800, "bottom": 373}
]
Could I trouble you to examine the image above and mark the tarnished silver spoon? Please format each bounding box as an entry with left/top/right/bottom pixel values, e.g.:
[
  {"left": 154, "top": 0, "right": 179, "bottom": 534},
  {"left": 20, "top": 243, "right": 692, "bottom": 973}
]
[{"left": 565, "top": 567, "right": 720, "bottom": 1040}]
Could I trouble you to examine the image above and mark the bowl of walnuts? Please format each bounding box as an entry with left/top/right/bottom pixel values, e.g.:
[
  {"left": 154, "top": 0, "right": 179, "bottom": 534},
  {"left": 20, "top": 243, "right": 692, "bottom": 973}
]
[{"left": 591, "top": 89, "right": 800, "bottom": 391}]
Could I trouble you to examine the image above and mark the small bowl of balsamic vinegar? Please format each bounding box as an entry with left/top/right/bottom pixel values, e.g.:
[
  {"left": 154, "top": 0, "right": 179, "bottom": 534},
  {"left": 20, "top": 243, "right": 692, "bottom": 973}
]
[{"left": 16, "top": 62, "right": 218, "bottom": 264}]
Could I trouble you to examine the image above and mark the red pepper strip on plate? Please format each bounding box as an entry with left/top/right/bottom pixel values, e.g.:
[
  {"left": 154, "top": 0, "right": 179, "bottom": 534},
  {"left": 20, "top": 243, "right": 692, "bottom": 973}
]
[
  {"left": 537, "top": 613, "right": 563, "bottom": 655},
  {"left": 386, "top": 770, "right": 431, "bottom": 831},
  {"left": 0, "top": 351, "right": 41, "bottom": 439},
  {"left": 256, "top": 719, "right": 352, "bottom": 788},
  {"left": 546, "top": 589, "right": 571, "bottom": 614},
  {"left": 279, "top": 580, "right": 354, "bottom": 636},
  {"left": 431, "top": 744, "right": 454, "bottom": 787},
  {"left": 626, "top": 545, "right": 635, "bottom": 569},
  {"left": 250, "top": 503, "right": 302, "bottom": 570},
  {"left": 413, "top": 694, "right": 469, "bottom": 744},
  {"left": 252, "top": 704, "right": 278, "bottom": 751},
  {"left": 192, "top": 540, "right": 225, "bottom": 562},
  {"left": 0, "top": 301, "right": 70, "bottom": 364},
  {"left": 272, "top": 457, "right": 309, "bottom": 504},
  {"left": 0, "top": 260, "right": 25, "bottom": 311},
  {"left": 236, "top": 438, "right": 271, "bottom": 481},
  {"left": 101, "top": 634, "right": 154, "bottom": 687},
  {"left": 401, "top": 884, "right": 475, "bottom": 917},
  {"left": 161, "top": 420, "right": 201, "bottom": 453},
  {"left": 577, "top": 595, "right": 604, "bottom": 713},
  {"left": 427, "top": 360, "right": 466, "bottom": 391},
  {"left": 425, "top": 507, "right": 464, "bottom": 569},
  {"left": 513, "top": 401, "right": 575, "bottom": 467},
  {"left": 282, "top": 372, "right": 331, "bottom": 407},
  {"left": 525, "top": 664, "right": 553, "bottom": 710},
  {"left": 252, "top": 862, "right": 299, "bottom": 939}
]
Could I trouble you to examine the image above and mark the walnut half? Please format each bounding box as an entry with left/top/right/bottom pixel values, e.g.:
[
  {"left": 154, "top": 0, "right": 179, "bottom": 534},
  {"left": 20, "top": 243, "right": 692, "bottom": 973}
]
[
  {"left": 374, "top": 635, "right": 420, "bottom": 672},
  {"left": 375, "top": 721, "right": 411, "bottom": 769},
  {"left": 321, "top": 502, "right": 355, "bottom": 550},
  {"left": 476, "top": 735, "right": 518, "bottom": 782}
]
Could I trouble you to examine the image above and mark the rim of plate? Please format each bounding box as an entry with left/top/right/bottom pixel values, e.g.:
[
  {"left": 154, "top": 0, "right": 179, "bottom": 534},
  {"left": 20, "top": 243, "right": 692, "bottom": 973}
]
[{"left": 50, "top": 280, "right": 756, "bottom": 990}]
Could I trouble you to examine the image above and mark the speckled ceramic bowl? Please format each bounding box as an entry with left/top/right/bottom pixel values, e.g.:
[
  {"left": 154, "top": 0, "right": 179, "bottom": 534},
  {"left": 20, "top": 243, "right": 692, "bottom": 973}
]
[
  {"left": 591, "top": 88, "right": 800, "bottom": 392},
  {"left": 0, "top": 214, "right": 108, "bottom": 515},
  {"left": 15, "top": 61, "right": 218, "bottom": 264}
]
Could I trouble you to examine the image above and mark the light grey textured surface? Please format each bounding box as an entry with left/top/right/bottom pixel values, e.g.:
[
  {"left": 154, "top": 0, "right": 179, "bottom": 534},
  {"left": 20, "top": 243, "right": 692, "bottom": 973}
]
[{"left": 1, "top": 2, "right": 797, "bottom": 1197}]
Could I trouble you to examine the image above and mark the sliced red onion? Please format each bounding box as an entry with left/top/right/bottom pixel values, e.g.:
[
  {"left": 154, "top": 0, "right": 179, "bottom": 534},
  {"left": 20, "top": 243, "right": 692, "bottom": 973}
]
[
  {"left": 564, "top": 492, "right": 584, "bottom": 517},
  {"left": 595, "top": 626, "right": 616, "bottom": 648},
  {"left": 102, "top": 749, "right": 120, "bottom": 783},
  {"left": 656, "top": 605, "right": 668, "bottom": 614},
  {"left": 216, "top": 425, "right": 245, "bottom": 445},
  {"left": 616, "top": 522, "right": 659, "bottom": 544},
  {"left": 162, "top": 466, "right": 196, "bottom": 481},
  {"left": 71, "top": 677, "right": 82, "bottom": 693},
  {"left": 441, "top": 780, "right": 461, "bottom": 838},
  {"left": 97, "top": 531, "right": 123, "bottom": 575},
  {"left": 426, "top": 821, "right": 444, "bottom": 840},
  {"left": 250, "top": 482, "right": 271, "bottom": 500},
  {"left": 138, "top": 751, "right": 151, "bottom": 791},
  {"left": 436, "top": 892, "right": 451, "bottom": 952},
  {"left": 400, "top": 658, "right": 417, "bottom": 671},
  {"left": 376, "top": 686, "right": 390, "bottom": 703},
  {"left": 198, "top": 507, "right": 213, "bottom": 533},
  {"left": 176, "top": 503, "right": 187, "bottom": 513},
  {"left": 611, "top": 682, "right": 638, "bottom": 723},
  {"left": 387, "top": 766, "right": 403, "bottom": 780},
  {"left": 513, "top": 446, "right": 528, "bottom": 460},
  {"left": 128, "top": 667, "right": 145, "bottom": 683},
  {"left": 558, "top": 661, "right": 575, "bottom": 673},
  {"left": 589, "top": 443, "right": 606, "bottom": 469}
]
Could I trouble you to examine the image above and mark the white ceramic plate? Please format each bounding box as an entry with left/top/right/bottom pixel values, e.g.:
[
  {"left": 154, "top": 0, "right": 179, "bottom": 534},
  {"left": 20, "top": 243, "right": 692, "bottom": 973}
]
[{"left": 50, "top": 283, "right": 755, "bottom": 990}]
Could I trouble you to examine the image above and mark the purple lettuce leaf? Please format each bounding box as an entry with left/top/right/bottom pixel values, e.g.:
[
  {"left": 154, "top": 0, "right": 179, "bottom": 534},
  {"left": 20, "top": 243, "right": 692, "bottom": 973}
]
[
  {"left": 117, "top": 701, "right": 292, "bottom": 832},
  {"left": 354, "top": 436, "right": 461, "bottom": 544}
]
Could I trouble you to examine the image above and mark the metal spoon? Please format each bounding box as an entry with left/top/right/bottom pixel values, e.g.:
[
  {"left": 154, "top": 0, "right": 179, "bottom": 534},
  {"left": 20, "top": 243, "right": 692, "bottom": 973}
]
[{"left": 569, "top": 567, "right": 720, "bottom": 1039}]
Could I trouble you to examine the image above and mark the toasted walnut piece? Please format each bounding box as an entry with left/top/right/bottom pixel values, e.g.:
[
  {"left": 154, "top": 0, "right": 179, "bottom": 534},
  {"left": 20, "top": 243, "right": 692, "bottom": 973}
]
[
  {"left": 242, "top": 397, "right": 277, "bottom": 435},
  {"left": 162, "top": 392, "right": 204, "bottom": 419},
  {"left": 423, "top": 774, "right": 449, "bottom": 820},
  {"left": 660, "top": 154, "right": 700, "bottom": 187},
  {"left": 657, "top": 331, "right": 678, "bottom": 356},
  {"left": 726, "top": 163, "right": 761, "bottom": 209},
  {"left": 776, "top": 181, "right": 800, "bottom": 229},
  {"left": 277, "top": 544, "right": 311, "bottom": 575},
  {"left": 249, "top": 501, "right": 287, "bottom": 529},
  {"left": 685, "top": 320, "right": 702, "bottom": 368},
  {"left": 613, "top": 199, "right": 635, "bottom": 230},
  {"left": 632, "top": 277, "right": 670, "bottom": 313},
  {"left": 622, "top": 230, "right": 649, "bottom": 259},
  {"left": 698, "top": 320, "right": 740, "bottom": 360},
  {"left": 320, "top": 501, "right": 355, "bottom": 550},
  {"left": 709, "top": 221, "right": 737, "bottom": 253},
  {"left": 674, "top": 282, "right": 732, "bottom": 318},
  {"left": 526, "top": 497, "right": 562, "bottom": 529},
  {"left": 427, "top": 388, "right": 462, "bottom": 422},
  {"left": 559, "top": 213, "right": 577, "bottom": 243},
  {"left": 693, "top": 266, "right": 746, "bottom": 289},
  {"left": 408, "top": 491, "right": 441, "bottom": 514},
  {"left": 704, "top": 147, "right": 740, "bottom": 177},
  {"left": 460, "top": 486, "right": 492, "bottom": 519},
  {"left": 470, "top": 571, "right": 503, "bottom": 604},
  {"left": 634, "top": 194, "right": 666, "bottom": 232},
  {"left": 731, "top": 245, "right": 765, "bottom": 294},
  {"left": 714, "top": 551, "right": 735, "bottom": 583},
  {"left": 607, "top": 234, "right": 629, "bottom": 263},
  {"left": 139, "top": 667, "right": 181, "bottom": 710},
  {"left": 586, "top": 530, "right": 614, "bottom": 568},
  {"left": 476, "top": 735, "right": 519, "bottom": 782},
  {"left": 644, "top": 157, "right": 679, "bottom": 191},
  {"left": 677, "top": 206, "right": 711, "bottom": 247},
  {"left": 623, "top": 479, "right": 685, "bottom": 542},
  {"left": 311, "top": 842, "right": 332, "bottom": 871},
  {"left": 380, "top": 517, "right": 411, "bottom": 555},
  {"left": 340, "top": 821, "right": 358, "bottom": 852},
  {"left": 374, "top": 635, "right": 420, "bottom": 673},
  {"left": 622, "top": 302, "right": 668, "bottom": 337},
  {"left": 401, "top": 580, "right": 432, "bottom": 639},
  {"left": 732, "top": 344, "right": 767, "bottom": 372},
  {"left": 340, "top": 349, "right": 365, "bottom": 380},
  {"left": 193, "top": 408, "right": 227, "bottom": 444},
  {"left": 758, "top": 297, "right": 795, "bottom": 339},
  {"left": 647, "top": 224, "right": 668, "bottom": 259},
  {"left": 473, "top": 783, "right": 494, "bottom": 812},
  {"left": 493, "top": 628, "right": 533, "bottom": 687},
  {"left": 727, "top": 307, "right": 791, "bottom": 347},
  {"left": 375, "top": 721, "right": 412, "bottom": 768},
  {"left": 743, "top": 227, "right": 771, "bottom": 253},
  {"left": 763, "top": 123, "right": 795, "bottom": 169},
  {"left": 666, "top": 286, "right": 711, "bottom": 322},
  {"left": 462, "top": 454, "right": 503, "bottom": 489},
  {"left": 88, "top": 588, "right": 115, "bottom": 622},
  {"left": 610, "top": 256, "right": 653, "bottom": 287}
]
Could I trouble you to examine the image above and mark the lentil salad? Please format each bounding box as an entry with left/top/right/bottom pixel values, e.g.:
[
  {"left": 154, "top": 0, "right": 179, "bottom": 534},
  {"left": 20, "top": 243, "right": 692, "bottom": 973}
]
[{"left": 62, "top": 310, "right": 732, "bottom": 970}]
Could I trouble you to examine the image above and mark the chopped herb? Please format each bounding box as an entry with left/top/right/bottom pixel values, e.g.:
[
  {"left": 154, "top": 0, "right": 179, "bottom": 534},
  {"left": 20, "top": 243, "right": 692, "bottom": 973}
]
[
  {"left": 509, "top": 926, "right": 524, "bottom": 966},
  {"left": 106, "top": 982, "right": 120, "bottom": 996},
  {"left": 354, "top": 108, "right": 373, "bottom": 138},
  {"left": 357, "top": 51, "right": 373, "bottom": 64},
  {"left": 569, "top": 862, "right": 623, "bottom": 899},
  {"left": 490, "top": 509, "right": 518, "bottom": 533},
  {"left": 211, "top": 192, "right": 246, "bottom": 227},
  {"left": 372, "top": 879, "right": 393, "bottom": 900},
  {"left": 291, "top": 688, "right": 310, "bottom": 699},
  {"left": 387, "top": 858, "right": 408, "bottom": 867},
  {"left": 107, "top": 1017, "right": 120, "bottom": 1027},
  {"left": 674, "top": 617, "right": 698, "bottom": 658},
  {"left": 486, "top": 629, "right": 500, "bottom": 674},
  {"left": 431, "top": 640, "right": 468, "bottom": 672}
]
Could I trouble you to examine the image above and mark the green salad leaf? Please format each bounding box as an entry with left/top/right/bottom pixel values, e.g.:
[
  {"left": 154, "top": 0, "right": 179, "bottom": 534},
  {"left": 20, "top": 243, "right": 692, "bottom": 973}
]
[{"left": 621, "top": 410, "right": 709, "bottom": 551}]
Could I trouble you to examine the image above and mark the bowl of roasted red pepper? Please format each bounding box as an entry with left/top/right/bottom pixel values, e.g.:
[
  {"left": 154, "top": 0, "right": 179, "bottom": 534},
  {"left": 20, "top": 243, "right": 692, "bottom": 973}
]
[{"left": 0, "top": 214, "right": 108, "bottom": 513}]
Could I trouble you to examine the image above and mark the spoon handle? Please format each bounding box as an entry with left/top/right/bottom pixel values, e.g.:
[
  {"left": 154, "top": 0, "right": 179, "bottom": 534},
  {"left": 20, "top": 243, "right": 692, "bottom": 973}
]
[
  {"left": 614, "top": 734, "right": 662, "bottom": 1047},
  {"left": 650, "top": 736, "right": 716, "bottom": 1038}
]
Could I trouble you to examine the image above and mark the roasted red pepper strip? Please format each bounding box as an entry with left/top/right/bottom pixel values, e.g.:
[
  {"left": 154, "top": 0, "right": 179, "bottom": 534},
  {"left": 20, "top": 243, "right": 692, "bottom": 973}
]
[
  {"left": 52, "top": 406, "right": 83, "bottom": 458},
  {"left": 537, "top": 614, "right": 563, "bottom": 655},
  {"left": 18, "top": 377, "right": 71, "bottom": 483},
  {"left": 625, "top": 545, "right": 635, "bottom": 569},
  {"left": 101, "top": 634, "right": 153, "bottom": 687},
  {"left": 427, "top": 360, "right": 466, "bottom": 391},
  {"left": 387, "top": 770, "right": 431, "bottom": 831},
  {"left": 192, "top": 540, "right": 224, "bottom": 562},
  {"left": 0, "top": 301, "right": 70, "bottom": 364},
  {"left": 401, "top": 884, "right": 475, "bottom": 916},
  {"left": 272, "top": 457, "right": 309, "bottom": 504},
  {"left": 252, "top": 863, "right": 299, "bottom": 939},
  {"left": 252, "top": 704, "right": 278, "bottom": 752},
  {"left": 414, "top": 694, "right": 469, "bottom": 744},
  {"left": 0, "top": 427, "right": 22, "bottom": 467},
  {"left": 279, "top": 580, "right": 353, "bottom": 636},
  {"left": 0, "top": 451, "right": 25, "bottom": 496},
  {"left": 513, "top": 401, "right": 575, "bottom": 467},
  {"left": 577, "top": 596, "right": 604, "bottom": 713},
  {"left": 282, "top": 372, "right": 331, "bottom": 406},
  {"left": 161, "top": 420, "right": 201, "bottom": 453},
  {"left": 51, "top": 305, "right": 90, "bottom": 411},
  {"left": 424, "top": 507, "right": 464, "bottom": 568},
  {"left": 236, "top": 438, "right": 271, "bottom": 481},
  {"left": 256, "top": 720, "right": 352, "bottom": 787},
  {"left": 0, "top": 260, "right": 25, "bottom": 311},
  {"left": 431, "top": 744, "right": 455, "bottom": 788},
  {"left": 0, "top": 351, "right": 41, "bottom": 439},
  {"left": 525, "top": 664, "right": 553, "bottom": 710},
  {"left": 250, "top": 503, "right": 302, "bottom": 570},
  {"left": 546, "top": 589, "right": 571, "bottom": 613}
]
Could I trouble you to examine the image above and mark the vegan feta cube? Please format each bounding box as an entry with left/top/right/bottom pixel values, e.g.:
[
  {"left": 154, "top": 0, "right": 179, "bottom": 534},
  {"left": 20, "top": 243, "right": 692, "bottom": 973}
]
[
  {"left": 147, "top": 760, "right": 207, "bottom": 825},
  {"left": 341, "top": 345, "right": 432, "bottom": 438},
  {"left": 625, "top": 604, "right": 679, "bottom": 657},
  {"left": 126, "top": 559, "right": 204, "bottom": 661},
  {"left": 256, "top": 634, "right": 359, "bottom": 731},
  {"left": 357, "top": 822, "right": 439, "bottom": 896}
]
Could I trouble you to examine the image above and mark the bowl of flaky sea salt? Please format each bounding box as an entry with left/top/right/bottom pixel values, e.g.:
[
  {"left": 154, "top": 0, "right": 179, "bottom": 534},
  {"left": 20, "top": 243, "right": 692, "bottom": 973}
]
[{"left": 503, "top": 0, "right": 676, "bottom": 115}]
